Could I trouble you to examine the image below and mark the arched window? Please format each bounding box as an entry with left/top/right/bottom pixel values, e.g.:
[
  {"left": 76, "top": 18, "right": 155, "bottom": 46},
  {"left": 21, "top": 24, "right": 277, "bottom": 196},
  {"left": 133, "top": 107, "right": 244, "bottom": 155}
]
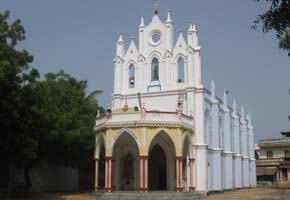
[
  {"left": 151, "top": 57, "right": 159, "bottom": 81},
  {"left": 129, "top": 64, "right": 135, "bottom": 88},
  {"left": 177, "top": 57, "right": 185, "bottom": 83}
]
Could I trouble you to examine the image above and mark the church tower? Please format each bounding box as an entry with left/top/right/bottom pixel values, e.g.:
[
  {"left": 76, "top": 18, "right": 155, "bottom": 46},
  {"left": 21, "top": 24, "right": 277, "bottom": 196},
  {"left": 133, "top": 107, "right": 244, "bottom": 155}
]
[{"left": 112, "top": 7, "right": 203, "bottom": 114}]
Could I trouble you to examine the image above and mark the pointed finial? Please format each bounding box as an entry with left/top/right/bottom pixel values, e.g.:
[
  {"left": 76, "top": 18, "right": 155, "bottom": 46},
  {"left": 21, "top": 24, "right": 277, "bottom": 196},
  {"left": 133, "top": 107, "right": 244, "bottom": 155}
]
[
  {"left": 96, "top": 110, "right": 100, "bottom": 118},
  {"left": 139, "top": 16, "right": 145, "bottom": 27},
  {"left": 118, "top": 33, "right": 124, "bottom": 43},
  {"left": 188, "top": 20, "right": 197, "bottom": 32},
  {"left": 223, "top": 90, "right": 228, "bottom": 108},
  {"left": 241, "top": 106, "right": 245, "bottom": 120},
  {"left": 246, "top": 114, "right": 252, "bottom": 126},
  {"left": 232, "top": 99, "right": 237, "bottom": 114},
  {"left": 166, "top": 9, "right": 172, "bottom": 23},
  {"left": 210, "top": 80, "right": 215, "bottom": 93},
  {"left": 154, "top": 0, "right": 158, "bottom": 15}
]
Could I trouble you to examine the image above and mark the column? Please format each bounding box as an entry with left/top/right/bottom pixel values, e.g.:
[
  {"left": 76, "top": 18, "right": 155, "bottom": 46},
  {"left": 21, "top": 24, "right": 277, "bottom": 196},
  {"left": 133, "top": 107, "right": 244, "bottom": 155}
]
[
  {"left": 222, "top": 92, "right": 233, "bottom": 190},
  {"left": 94, "top": 159, "right": 99, "bottom": 192},
  {"left": 176, "top": 158, "right": 180, "bottom": 191},
  {"left": 240, "top": 107, "right": 249, "bottom": 188},
  {"left": 232, "top": 100, "right": 242, "bottom": 188},
  {"left": 105, "top": 157, "right": 112, "bottom": 192},
  {"left": 139, "top": 156, "right": 148, "bottom": 192},
  {"left": 208, "top": 82, "right": 222, "bottom": 191},
  {"left": 140, "top": 158, "right": 143, "bottom": 192},
  {"left": 194, "top": 87, "right": 207, "bottom": 191},
  {"left": 144, "top": 157, "right": 148, "bottom": 192},
  {"left": 176, "top": 157, "right": 183, "bottom": 192},
  {"left": 180, "top": 158, "right": 183, "bottom": 190},
  {"left": 189, "top": 158, "right": 195, "bottom": 191}
]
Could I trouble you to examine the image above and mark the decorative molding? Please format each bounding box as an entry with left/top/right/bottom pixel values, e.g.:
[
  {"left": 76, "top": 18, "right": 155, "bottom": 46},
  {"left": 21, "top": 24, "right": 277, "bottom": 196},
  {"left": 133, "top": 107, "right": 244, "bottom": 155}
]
[
  {"left": 112, "top": 128, "right": 140, "bottom": 147},
  {"left": 95, "top": 120, "right": 194, "bottom": 132}
]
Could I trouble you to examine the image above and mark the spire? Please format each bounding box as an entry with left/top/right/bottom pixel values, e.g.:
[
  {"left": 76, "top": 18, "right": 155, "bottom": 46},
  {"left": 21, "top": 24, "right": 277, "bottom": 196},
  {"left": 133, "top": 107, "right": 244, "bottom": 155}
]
[
  {"left": 223, "top": 90, "right": 228, "bottom": 110},
  {"left": 130, "top": 36, "right": 135, "bottom": 45},
  {"left": 118, "top": 33, "right": 124, "bottom": 43},
  {"left": 116, "top": 33, "right": 125, "bottom": 57},
  {"left": 232, "top": 99, "right": 237, "bottom": 115},
  {"left": 188, "top": 20, "right": 196, "bottom": 32},
  {"left": 241, "top": 106, "right": 245, "bottom": 120},
  {"left": 166, "top": 9, "right": 172, "bottom": 23},
  {"left": 210, "top": 81, "right": 216, "bottom": 100},
  {"left": 154, "top": 0, "right": 158, "bottom": 15},
  {"left": 210, "top": 81, "right": 215, "bottom": 93},
  {"left": 139, "top": 16, "right": 145, "bottom": 27},
  {"left": 246, "top": 114, "right": 252, "bottom": 126}
]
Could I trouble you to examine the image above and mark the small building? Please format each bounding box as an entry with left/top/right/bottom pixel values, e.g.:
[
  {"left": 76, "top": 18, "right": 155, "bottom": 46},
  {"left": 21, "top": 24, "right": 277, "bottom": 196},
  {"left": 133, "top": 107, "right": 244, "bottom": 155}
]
[{"left": 256, "top": 132, "right": 290, "bottom": 184}]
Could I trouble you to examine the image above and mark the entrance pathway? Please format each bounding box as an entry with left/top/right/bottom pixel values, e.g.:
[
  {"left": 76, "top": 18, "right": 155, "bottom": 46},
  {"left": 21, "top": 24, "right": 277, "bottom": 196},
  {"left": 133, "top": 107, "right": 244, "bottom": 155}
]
[{"left": 4, "top": 188, "right": 290, "bottom": 200}]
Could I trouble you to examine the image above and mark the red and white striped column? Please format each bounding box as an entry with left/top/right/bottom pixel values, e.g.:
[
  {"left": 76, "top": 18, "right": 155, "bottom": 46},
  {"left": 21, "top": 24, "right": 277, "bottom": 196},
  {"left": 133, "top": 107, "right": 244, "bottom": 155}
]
[
  {"left": 105, "top": 156, "right": 112, "bottom": 192},
  {"left": 176, "top": 156, "right": 184, "bottom": 192},
  {"left": 94, "top": 158, "right": 99, "bottom": 192},
  {"left": 139, "top": 156, "right": 148, "bottom": 192}
]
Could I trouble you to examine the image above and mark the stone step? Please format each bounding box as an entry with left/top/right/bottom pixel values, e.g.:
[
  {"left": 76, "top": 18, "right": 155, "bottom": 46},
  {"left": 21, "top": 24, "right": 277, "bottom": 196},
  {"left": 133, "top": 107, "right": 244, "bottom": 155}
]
[{"left": 91, "top": 191, "right": 207, "bottom": 200}]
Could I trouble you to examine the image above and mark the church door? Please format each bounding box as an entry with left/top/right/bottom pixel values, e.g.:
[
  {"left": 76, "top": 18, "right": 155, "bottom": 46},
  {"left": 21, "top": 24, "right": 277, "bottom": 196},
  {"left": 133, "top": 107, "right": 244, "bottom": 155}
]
[
  {"left": 122, "top": 153, "right": 134, "bottom": 190},
  {"left": 148, "top": 144, "right": 167, "bottom": 190}
]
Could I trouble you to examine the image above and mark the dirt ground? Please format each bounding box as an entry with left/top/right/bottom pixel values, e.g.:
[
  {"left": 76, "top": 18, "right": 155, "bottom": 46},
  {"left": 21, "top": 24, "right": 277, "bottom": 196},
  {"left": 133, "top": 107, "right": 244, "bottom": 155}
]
[
  {"left": 205, "top": 188, "right": 290, "bottom": 200},
  {"left": 3, "top": 188, "right": 290, "bottom": 200}
]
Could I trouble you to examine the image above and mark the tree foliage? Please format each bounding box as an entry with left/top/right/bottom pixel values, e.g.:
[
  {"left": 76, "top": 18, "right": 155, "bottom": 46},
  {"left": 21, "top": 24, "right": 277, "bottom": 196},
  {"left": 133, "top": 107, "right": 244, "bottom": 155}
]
[
  {"left": 253, "top": 0, "right": 290, "bottom": 56},
  {"left": 0, "top": 10, "right": 104, "bottom": 195},
  {"left": 36, "top": 70, "right": 103, "bottom": 168},
  {"left": 0, "top": 10, "right": 40, "bottom": 168}
]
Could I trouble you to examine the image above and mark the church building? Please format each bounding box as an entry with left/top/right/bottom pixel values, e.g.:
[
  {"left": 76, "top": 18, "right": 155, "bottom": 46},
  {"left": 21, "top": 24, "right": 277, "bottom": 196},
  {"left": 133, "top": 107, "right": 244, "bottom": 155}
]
[{"left": 94, "top": 5, "right": 256, "bottom": 193}]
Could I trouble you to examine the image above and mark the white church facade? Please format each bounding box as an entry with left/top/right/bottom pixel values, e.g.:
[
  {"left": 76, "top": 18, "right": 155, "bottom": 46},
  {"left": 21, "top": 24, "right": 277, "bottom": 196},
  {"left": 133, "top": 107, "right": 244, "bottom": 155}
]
[{"left": 94, "top": 6, "right": 256, "bottom": 193}]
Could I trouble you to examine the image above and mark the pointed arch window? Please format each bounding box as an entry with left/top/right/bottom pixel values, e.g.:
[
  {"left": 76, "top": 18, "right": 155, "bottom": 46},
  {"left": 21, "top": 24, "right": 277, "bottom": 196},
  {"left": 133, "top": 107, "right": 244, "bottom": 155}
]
[
  {"left": 177, "top": 57, "right": 185, "bottom": 83},
  {"left": 151, "top": 57, "right": 159, "bottom": 81},
  {"left": 129, "top": 64, "right": 135, "bottom": 88}
]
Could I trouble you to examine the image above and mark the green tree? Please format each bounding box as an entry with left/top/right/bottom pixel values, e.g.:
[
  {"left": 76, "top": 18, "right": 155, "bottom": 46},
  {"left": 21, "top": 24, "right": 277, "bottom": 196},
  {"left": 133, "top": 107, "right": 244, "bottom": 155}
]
[
  {"left": 0, "top": 10, "right": 104, "bottom": 195},
  {"left": 36, "top": 71, "right": 103, "bottom": 169},
  {"left": 253, "top": 0, "right": 290, "bottom": 56},
  {"left": 0, "top": 10, "right": 43, "bottom": 195}
]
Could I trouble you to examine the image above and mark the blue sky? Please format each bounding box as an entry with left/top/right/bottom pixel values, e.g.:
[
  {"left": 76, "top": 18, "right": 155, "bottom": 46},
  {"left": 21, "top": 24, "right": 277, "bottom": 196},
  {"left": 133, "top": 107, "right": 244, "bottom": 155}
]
[{"left": 1, "top": 0, "right": 289, "bottom": 141}]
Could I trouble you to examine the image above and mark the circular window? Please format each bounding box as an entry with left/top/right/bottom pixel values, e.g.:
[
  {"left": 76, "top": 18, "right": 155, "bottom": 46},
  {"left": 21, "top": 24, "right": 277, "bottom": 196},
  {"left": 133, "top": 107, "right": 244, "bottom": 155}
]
[
  {"left": 152, "top": 33, "right": 160, "bottom": 43},
  {"left": 148, "top": 30, "right": 162, "bottom": 46}
]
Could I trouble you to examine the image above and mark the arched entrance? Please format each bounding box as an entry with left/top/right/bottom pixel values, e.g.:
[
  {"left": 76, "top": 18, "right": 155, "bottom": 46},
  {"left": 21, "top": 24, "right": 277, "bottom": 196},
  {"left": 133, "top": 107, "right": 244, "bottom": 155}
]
[
  {"left": 113, "top": 131, "right": 140, "bottom": 191},
  {"left": 149, "top": 144, "right": 167, "bottom": 190},
  {"left": 148, "top": 131, "right": 176, "bottom": 191}
]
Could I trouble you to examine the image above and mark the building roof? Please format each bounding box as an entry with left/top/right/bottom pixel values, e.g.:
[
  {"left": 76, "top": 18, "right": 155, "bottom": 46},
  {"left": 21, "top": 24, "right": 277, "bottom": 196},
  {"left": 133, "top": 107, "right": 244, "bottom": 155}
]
[
  {"left": 256, "top": 167, "right": 277, "bottom": 176},
  {"left": 258, "top": 138, "right": 290, "bottom": 147}
]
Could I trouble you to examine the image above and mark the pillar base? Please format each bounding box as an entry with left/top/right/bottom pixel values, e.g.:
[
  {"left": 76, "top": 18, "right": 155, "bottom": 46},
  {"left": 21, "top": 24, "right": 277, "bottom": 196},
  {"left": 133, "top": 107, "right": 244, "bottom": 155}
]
[
  {"left": 189, "top": 186, "right": 195, "bottom": 192},
  {"left": 176, "top": 187, "right": 184, "bottom": 192},
  {"left": 139, "top": 187, "right": 148, "bottom": 192},
  {"left": 94, "top": 186, "right": 99, "bottom": 192},
  {"left": 104, "top": 187, "right": 112, "bottom": 192}
]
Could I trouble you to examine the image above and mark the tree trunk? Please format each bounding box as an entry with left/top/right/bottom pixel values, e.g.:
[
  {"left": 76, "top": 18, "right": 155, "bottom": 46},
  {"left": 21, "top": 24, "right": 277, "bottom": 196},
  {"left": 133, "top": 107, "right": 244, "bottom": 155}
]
[{"left": 24, "top": 167, "right": 31, "bottom": 197}]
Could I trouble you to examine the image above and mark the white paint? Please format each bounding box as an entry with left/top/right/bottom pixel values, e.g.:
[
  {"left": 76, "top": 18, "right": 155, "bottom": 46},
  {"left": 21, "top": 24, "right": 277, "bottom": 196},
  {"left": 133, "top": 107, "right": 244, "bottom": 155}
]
[{"left": 103, "top": 9, "right": 256, "bottom": 192}]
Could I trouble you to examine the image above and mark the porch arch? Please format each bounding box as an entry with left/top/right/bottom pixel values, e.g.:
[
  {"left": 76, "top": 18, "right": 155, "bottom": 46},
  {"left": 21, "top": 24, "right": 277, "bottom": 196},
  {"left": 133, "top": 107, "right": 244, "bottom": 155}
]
[
  {"left": 148, "top": 131, "right": 176, "bottom": 190},
  {"left": 112, "top": 130, "right": 140, "bottom": 191}
]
